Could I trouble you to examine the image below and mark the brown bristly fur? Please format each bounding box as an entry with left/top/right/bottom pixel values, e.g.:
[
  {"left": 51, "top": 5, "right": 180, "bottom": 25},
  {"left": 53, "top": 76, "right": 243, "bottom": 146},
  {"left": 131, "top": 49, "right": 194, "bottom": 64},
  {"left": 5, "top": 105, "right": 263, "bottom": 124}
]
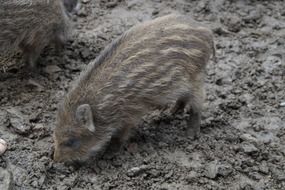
[
  {"left": 53, "top": 14, "right": 215, "bottom": 163},
  {"left": 0, "top": 0, "right": 71, "bottom": 68}
]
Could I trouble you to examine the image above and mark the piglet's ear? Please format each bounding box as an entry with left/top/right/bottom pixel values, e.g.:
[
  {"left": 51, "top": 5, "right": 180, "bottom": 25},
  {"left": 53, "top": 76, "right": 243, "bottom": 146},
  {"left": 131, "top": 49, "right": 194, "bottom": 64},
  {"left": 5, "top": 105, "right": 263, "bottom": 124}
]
[{"left": 75, "top": 104, "right": 95, "bottom": 132}]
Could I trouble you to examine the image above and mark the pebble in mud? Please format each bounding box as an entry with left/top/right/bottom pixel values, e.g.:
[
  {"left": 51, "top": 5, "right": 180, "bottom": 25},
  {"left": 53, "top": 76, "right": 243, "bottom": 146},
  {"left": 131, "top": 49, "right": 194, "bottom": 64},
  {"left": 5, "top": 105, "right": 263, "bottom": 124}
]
[
  {"left": 240, "top": 133, "right": 258, "bottom": 143},
  {"left": 259, "top": 161, "right": 269, "bottom": 174},
  {"left": 221, "top": 15, "right": 242, "bottom": 32},
  {"left": 241, "top": 143, "right": 259, "bottom": 154},
  {"left": 126, "top": 165, "right": 149, "bottom": 177},
  {"left": 205, "top": 161, "right": 233, "bottom": 179},
  {"left": 6, "top": 108, "right": 31, "bottom": 135},
  {"left": 205, "top": 162, "right": 218, "bottom": 179},
  {"left": 43, "top": 65, "right": 62, "bottom": 75},
  {"left": 0, "top": 139, "right": 8, "bottom": 156}
]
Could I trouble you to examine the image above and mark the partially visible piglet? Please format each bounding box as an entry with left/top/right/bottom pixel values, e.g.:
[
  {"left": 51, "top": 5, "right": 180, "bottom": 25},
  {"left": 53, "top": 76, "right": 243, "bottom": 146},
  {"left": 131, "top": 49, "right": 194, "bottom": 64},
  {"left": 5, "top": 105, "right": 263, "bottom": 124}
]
[{"left": 0, "top": 0, "right": 79, "bottom": 69}]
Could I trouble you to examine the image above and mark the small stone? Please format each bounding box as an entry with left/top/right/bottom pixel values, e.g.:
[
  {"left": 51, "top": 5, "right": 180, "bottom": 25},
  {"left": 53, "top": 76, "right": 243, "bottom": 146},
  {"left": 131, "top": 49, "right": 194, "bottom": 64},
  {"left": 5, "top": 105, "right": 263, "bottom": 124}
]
[
  {"left": 240, "top": 182, "right": 253, "bottom": 190},
  {"left": 127, "top": 165, "right": 149, "bottom": 177},
  {"left": 222, "top": 15, "right": 242, "bottom": 33},
  {"left": 6, "top": 108, "right": 31, "bottom": 135},
  {"left": 277, "top": 174, "right": 285, "bottom": 181},
  {"left": 152, "top": 9, "right": 159, "bottom": 15},
  {"left": 205, "top": 162, "right": 218, "bottom": 179},
  {"left": 27, "top": 79, "right": 44, "bottom": 91},
  {"left": 33, "top": 123, "right": 44, "bottom": 130},
  {"left": 213, "top": 26, "right": 232, "bottom": 36},
  {"left": 0, "top": 169, "right": 14, "bottom": 190},
  {"left": 217, "top": 164, "right": 233, "bottom": 177},
  {"left": 106, "top": 1, "right": 118, "bottom": 8},
  {"left": 10, "top": 120, "right": 31, "bottom": 135},
  {"left": 158, "top": 142, "right": 168, "bottom": 148},
  {"left": 280, "top": 102, "right": 285, "bottom": 107},
  {"left": 243, "top": 8, "right": 262, "bottom": 23},
  {"left": 38, "top": 176, "right": 46, "bottom": 186},
  {"left": 240, "top": 133, "right": 257, "bottom": 143},
  {"left": 259, "top": 161, "right": 269, "bottom": 174},
  {"left": 241, "top": 143, "right": 258, "bottom": 154},
  {"left": 0, "top": 139, "right": 8, "bottom": 156},
  {"left": 31, "top": 180, "right": 38, "bottom": 187},
  {"left": 253, "top": 124, "right": 264, "bottom": 132},
  {"left": 77, "top": 7, "right": 88, "bottom": 17},
  {"left": 249, "top": 172, "right": 262, "bottom": 180},
  {"left": 44, "top": 65, "right": 62, "bottom": 74},
  {"left": 271, "top": 168, "right": 285, "bottom": 182},
  {"left": 147, "top": 169, "right": 160, "bottom": 178},
  {"left": 80, "top": 48, "right": 91, "bottom": 59},
  {"left": 82, "top": 0, "right": 90, "bottom": 3},
  {"left": 165, "top": 170, "right": 173, "bottom": 179},
  {"left": 196, "top": 1, "right": 207, "bottom": 12},
  {"left": 31, "top": 123, "right": 48, "bottom": 138},
  {"left": 186, "top": 171, "right": 199, "bottom": 182},
  {"left": 52, "top": 163, "right": 72, "bottom": 175}
]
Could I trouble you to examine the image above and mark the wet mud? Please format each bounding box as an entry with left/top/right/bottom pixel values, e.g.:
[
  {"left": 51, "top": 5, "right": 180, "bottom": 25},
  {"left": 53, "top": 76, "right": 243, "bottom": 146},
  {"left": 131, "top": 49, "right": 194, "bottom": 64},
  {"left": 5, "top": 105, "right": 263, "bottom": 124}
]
[{"left": 0, "top": 0, "right": 285, "bottom": 189}]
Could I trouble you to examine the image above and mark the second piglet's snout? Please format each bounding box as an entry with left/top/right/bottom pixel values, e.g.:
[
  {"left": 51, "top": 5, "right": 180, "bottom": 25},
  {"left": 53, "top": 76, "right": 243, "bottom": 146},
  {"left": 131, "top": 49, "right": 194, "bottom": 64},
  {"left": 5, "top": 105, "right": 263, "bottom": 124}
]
[{"left": 53, "top": 14, "right": 215, "bottom": 163}]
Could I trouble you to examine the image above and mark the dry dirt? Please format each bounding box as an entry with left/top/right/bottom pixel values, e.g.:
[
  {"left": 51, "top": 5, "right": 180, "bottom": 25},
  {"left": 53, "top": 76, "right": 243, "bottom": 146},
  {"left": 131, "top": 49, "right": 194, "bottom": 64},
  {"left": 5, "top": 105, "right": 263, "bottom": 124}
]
[{"left": 1, "top": 0, "right": 285, "bottom": 189}]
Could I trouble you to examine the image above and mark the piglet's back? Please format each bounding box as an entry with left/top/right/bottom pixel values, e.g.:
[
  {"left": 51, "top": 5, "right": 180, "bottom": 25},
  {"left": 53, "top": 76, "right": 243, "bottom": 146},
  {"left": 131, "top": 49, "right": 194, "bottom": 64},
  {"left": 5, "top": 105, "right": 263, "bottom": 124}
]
[{"left": 74, "top": 14, "right": 214, "bottom": 92}]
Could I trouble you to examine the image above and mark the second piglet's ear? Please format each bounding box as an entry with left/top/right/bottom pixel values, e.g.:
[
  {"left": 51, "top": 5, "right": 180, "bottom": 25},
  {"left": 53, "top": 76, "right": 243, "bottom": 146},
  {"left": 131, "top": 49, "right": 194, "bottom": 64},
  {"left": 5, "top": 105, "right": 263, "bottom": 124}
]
[{"left": 75, "top": 104, "right": 95, "bottom": 132}]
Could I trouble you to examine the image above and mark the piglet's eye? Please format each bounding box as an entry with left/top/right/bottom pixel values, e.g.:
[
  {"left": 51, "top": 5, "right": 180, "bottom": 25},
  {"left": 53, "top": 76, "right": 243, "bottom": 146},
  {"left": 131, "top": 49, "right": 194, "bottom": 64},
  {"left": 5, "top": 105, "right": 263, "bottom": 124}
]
[{"left": 64, "top": 138, "right": 80, "bottom": 148}]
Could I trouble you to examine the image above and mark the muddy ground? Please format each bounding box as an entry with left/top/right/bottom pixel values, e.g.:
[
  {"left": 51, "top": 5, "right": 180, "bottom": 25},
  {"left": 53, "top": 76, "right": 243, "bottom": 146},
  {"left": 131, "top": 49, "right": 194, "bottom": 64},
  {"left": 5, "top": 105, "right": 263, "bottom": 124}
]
[{"left": 1, "top": 0, "right": 285, "bottom": 189}]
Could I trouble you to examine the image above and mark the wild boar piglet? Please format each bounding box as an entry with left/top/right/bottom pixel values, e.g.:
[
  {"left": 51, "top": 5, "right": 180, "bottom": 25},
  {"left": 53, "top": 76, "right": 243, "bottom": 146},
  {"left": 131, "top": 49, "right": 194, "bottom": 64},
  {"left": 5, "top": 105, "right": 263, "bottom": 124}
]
[{"left": 53, "top": 14, "right": 215, "bottom": 162}]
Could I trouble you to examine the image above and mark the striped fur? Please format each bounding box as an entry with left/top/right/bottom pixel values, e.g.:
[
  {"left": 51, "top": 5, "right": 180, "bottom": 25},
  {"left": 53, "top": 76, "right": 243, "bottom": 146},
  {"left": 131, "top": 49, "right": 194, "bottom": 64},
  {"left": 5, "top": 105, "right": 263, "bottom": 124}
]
[
  {"left": 0, "top": 0, "right": 71, "bottom": 68},
  {"left": 53, "top": 14, "right": 215, "bottom": 162}
]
